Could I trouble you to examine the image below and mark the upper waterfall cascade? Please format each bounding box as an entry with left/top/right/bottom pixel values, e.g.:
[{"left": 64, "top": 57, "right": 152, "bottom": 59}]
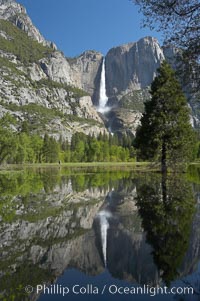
[{"left": 97, "top": 58, "right": 110, "bottom": 113}]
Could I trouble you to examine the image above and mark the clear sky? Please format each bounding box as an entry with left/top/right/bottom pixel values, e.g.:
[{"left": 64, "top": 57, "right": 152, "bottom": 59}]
[{"left": 18, "top": 0, "right": 163, "bottom": 58}]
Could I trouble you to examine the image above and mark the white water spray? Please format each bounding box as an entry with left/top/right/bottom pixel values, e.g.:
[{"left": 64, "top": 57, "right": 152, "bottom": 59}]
[
  {"left": 97, "top": 210, "right": 111, "bottom": 267},
  {"left": 97, "top": 58, "right": 110, "bottom": 113}
]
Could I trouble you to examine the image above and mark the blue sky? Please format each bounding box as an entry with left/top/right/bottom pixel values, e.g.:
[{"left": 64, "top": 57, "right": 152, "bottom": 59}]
[{"left": 18, "top": 0, "right": 163, "bottom": 57}]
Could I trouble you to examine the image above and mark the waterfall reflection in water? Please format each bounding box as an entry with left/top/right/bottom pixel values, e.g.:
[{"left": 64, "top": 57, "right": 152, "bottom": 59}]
[
  {"left": 0, "top": 168, "right": 200, "bottom": 301},
  {"left": 95, "top": 210, "right": 112, "bottom": 267}
]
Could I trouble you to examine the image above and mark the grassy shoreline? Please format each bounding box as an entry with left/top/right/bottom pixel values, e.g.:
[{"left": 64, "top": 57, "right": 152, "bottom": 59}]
[
  {"left": 0, "top": 161, "right": 151, "bottom": 172},
  {"left": 1, "top": 161, "right": 200, "bottom": 173}
]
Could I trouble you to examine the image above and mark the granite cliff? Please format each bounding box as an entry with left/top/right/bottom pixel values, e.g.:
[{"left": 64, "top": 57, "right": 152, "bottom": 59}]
[
  {"left": 105, "top": 37, "right": 164, "bottom": 102},
  {"left": 0, "top": 0, "right": 51, "bottom": 46},
  {"left": 103, "top": 37, "right": 165, "bottom": 134},
  {"left": 0, "top": 0, "right": 106, "bottom": 140},
  {"left": 0, "top": 0, "right": 199, "bottom": 139}
]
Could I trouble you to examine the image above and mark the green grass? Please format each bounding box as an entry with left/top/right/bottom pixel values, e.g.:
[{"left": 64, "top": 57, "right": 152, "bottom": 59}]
[
  {"left": 0, "top": 161, "right": 151, "bottom": 173},
  {"left": 2, "top": 161, "right": 197, "bottom": 173}
]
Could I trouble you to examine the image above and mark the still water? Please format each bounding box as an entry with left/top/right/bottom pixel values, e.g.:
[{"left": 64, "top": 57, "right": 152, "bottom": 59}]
[{"left": 0, "top": 166, "right": 200, "bottom": 301}]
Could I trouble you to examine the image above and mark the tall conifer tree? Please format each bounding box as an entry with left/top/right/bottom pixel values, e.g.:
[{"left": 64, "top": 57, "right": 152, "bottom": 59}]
[{"left": 135, "top": 61, "right": 195, "bottom": 172}]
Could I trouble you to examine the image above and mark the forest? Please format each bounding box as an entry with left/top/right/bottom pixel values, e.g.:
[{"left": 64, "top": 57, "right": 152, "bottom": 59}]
[{"left": 0, "top": 113, "right": 135, "bottom": 164}]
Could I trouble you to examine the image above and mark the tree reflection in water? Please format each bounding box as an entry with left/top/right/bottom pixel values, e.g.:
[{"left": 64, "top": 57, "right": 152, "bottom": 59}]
[
  {"left": 136, "top": 173, "right": 195, "bottom": 286},
  {"left": 0, "top": 168, "right": 198, "bottom": 301}
]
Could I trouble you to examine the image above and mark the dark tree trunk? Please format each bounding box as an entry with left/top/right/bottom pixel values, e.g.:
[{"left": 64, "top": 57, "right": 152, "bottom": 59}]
[
  {"left": 161, "top": 170, "right": 167, "bottom": 204},
  {"left": 161, "top": 140, "right": 167, "bottom": 174}
]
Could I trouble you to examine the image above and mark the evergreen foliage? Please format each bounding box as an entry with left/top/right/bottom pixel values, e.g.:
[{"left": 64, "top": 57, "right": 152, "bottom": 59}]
[{"left": 135, "top": 61, "right": 195, "bottom": 172}]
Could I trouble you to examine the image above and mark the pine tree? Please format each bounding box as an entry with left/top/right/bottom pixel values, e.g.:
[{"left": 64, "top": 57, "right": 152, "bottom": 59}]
[{"left": 135, "top": 61, "right": 195, "bottom": 172}]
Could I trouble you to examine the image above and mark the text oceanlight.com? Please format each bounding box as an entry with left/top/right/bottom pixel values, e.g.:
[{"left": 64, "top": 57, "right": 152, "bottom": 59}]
[{"left": 25, "top": 284, "right": 194, "bottom": 297}]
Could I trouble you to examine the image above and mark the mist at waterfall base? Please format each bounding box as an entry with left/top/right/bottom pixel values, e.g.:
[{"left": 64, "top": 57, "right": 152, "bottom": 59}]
[{"left": 97, "top": 58, "right": 110, "bottom": 114}]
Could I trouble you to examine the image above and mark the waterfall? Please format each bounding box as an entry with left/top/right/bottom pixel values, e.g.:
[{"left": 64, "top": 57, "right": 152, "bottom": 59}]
[
  {"left": 98, "top": 210, "right": 111, "bottom": 267},
  {"left": 97, "top": 58, "right": 109, "bottom": 113}
]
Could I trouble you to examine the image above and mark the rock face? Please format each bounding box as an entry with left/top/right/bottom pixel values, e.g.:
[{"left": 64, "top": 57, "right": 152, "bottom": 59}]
[
  {"left": 0, "top": 0, "right": 51, "bottom": 46},
  {"left": 101, "top": 37, "right": 165, "bottom": 133},
  {"left": 105, "top": 37, "right": 165, "bottom": 103},
  {"left": 0, "top": 2, "right": 107, "bottom": 140},
  {"left": 103, "top": 37, "right": 199, "bottom": 132},
  {"left": 40, "top": 51, "right": 75, "bottom": 85},
  {"left": 0, "top": 0, "right": 199, "bottom": 137},
  {"left": 0, "top": 62, "right": 105, "bottom": 140},
  {"left": 69, "top": 50, "right": 103, "bottom": 105},
  {"left": 107, "top": 108, "right": 142, "bottom": 135}
]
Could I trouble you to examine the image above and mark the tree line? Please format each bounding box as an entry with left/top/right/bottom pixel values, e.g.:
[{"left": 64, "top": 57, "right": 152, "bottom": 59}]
[{"left": 0, "top": 115, "right": 135, "bottom": 164}]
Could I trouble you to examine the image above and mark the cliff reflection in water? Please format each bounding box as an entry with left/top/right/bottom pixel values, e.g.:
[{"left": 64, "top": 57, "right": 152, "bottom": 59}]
[{"left": 0, "top": 167, "right": 199, "bottom": 300}]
